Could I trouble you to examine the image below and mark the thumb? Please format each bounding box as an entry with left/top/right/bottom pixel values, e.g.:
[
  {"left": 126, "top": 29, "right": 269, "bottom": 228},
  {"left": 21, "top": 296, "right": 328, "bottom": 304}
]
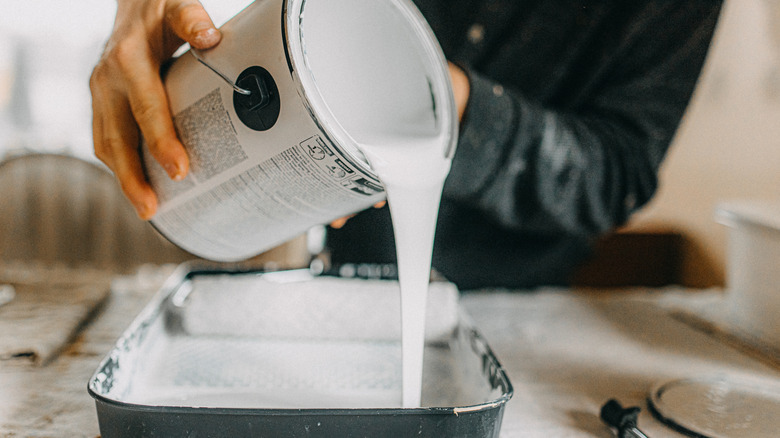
[{"left": 165, "top": 0, "right": 221, "bottom": 50}]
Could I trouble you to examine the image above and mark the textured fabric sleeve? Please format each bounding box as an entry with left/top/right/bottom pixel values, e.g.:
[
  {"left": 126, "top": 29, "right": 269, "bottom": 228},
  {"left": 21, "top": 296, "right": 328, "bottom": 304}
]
[{"left": 443, "top": 3, "right": 722, "bottom": 237}]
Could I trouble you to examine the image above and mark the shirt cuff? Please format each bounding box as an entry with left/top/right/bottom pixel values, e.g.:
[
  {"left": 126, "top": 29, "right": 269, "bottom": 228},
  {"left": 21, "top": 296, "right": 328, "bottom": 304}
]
[{"left": 444, "top": 68, "right": 517, "bottom": 201}]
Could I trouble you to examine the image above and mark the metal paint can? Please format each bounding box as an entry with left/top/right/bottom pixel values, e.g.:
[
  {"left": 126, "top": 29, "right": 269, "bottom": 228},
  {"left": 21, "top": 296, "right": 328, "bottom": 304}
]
[{"left": 143, "top": 0, "right": 456, "bottom": 261}]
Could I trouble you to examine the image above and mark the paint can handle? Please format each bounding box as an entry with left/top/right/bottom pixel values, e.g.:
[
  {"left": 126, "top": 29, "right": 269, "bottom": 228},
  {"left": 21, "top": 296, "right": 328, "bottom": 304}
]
[{"left": 190, "top": 48, "right": 252, "bottom": 96}]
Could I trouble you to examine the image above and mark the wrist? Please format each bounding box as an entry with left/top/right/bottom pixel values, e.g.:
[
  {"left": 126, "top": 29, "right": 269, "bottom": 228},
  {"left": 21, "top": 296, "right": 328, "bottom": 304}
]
[{"left": 448, "top": 62, "right": 470, "bottom": 122}]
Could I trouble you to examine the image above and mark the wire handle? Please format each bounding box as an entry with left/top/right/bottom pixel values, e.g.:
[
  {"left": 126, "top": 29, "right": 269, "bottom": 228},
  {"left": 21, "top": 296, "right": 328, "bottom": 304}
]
[{"left": 190, "top": 48, "right": 252, "bottom": 95}]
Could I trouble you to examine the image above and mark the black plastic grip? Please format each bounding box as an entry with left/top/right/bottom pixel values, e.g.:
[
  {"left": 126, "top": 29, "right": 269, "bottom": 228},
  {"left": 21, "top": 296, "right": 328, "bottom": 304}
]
[{"left": 233, "top": 66, "right": 280, "bottom": 131}]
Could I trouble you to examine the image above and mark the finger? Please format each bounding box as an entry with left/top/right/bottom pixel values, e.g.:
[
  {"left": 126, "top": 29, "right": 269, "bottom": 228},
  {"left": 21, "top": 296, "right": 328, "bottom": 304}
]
[
  {"left": 120, "top": 45, "right": 190, "bottom": 182},
  {"left": 165, "top": 0, "right": 221, "bottom": 49},
  {"left": 98, "top": 86, "right": 159, "bottom": 219},
  {"left": 108, "top": 109, "right": 159, "bottom": 219},
  {"left": 330, "top": 216, "right": 352, "bottom": 229},
  {"left": 91, "top": 82, "right": 112, "bottom": 170},
  {"left": 91, "top": 67, "right": 122, "bottom": 175},
  {"left": 374, "top": 201, "right": 387, "bottom": 209}
]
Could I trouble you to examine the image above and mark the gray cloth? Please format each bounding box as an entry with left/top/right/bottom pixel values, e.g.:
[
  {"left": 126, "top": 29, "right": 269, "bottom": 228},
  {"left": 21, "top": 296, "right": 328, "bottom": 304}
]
[{"left": 327, "top": 1, "right": 723, "bottom": 289}]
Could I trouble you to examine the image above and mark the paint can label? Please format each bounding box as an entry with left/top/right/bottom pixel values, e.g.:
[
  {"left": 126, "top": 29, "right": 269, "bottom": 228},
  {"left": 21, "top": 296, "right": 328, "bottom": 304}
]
[{"left": 143, "top": 0, "right": 454, "bottom": 261}]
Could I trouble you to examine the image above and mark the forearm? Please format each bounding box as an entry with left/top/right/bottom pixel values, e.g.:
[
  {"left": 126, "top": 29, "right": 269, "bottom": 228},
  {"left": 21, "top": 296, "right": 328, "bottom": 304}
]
[
  {"left": 444, "top": 70, "right": 683, "bottom": 237},
  {"left": 442, "top": 3, "right": 721, "bottom": 237}
]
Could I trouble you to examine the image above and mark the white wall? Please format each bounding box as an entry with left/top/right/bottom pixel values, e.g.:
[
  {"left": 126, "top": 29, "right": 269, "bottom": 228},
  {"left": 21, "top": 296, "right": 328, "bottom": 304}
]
[
  {"left": 0, "top": 0, "right": 252, "bottom": 161},
  {"left": 630, "top": 0, "right": 780, "bottom": 286}
]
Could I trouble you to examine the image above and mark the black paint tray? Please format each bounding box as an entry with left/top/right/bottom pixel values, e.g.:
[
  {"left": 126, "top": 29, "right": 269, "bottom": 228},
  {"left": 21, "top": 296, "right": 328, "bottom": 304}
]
[{"left": 88, "top": 263, "right": 512, "bottom": 437}]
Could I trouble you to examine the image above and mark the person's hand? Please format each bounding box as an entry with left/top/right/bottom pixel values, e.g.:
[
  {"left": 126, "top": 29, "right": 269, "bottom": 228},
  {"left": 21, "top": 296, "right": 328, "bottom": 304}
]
[{"left": 90, "top": 0, "right": 222, "bottom": 220}]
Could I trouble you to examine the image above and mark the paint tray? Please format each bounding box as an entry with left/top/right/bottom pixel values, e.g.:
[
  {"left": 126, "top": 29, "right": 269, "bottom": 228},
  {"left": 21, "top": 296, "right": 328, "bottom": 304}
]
[{"left": 88, "top": 263, "right": 512, "bottom": 437}]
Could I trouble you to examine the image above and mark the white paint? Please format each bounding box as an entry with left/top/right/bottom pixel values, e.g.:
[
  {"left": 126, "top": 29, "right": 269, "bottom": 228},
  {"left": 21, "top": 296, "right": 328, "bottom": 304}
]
[
  {"left": 358, "top": 135, "right": 451, "bottom": 407},
  {"left": 295, "top": 0, "right": 457, "bottom": 407}
]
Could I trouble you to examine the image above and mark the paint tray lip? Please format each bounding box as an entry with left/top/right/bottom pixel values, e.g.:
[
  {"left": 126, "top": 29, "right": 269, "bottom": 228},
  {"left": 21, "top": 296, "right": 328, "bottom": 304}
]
[{"left": 87, "top": 261, "right": 513, "bottom": 417}]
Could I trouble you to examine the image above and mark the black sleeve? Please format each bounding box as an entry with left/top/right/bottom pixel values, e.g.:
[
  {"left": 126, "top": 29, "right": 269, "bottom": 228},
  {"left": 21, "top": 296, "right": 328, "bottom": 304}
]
[{"left": 442, "top": 3, "right": 722, "bottom": 237}]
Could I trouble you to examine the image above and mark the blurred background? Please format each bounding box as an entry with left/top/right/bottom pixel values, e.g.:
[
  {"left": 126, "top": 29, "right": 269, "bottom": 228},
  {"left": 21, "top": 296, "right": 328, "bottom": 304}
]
[
  {"left": 626, "top": 0, "right": 780, "bottom": 287},
  {"left": 0, "top": 0, "right": 778, "bottom": 285},
  {"left": 0, "top": 0, "right": 252, "bottom": 161}
]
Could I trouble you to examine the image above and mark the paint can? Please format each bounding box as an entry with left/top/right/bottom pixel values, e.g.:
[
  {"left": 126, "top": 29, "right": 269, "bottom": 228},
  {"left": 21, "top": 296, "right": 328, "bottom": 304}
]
[{"left": 143, "top": 0, "right": 457, "bottom": 261}]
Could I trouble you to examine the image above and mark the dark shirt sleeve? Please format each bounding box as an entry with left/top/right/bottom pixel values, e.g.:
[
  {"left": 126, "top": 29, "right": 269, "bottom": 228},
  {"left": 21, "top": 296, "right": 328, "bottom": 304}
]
[{"left": 443, "top": 3, "right": 722, "bottom": 237}]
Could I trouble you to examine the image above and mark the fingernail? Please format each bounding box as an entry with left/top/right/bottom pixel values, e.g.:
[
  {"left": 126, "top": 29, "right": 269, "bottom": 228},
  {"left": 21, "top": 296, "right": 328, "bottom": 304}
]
[
  {"left": 191, "top": 21, "right": 213, "bottom": 33},
  {"left": 191, "top": 25, "right": 219, "bottom": 47},
  {"left": 137, "top": 202, "right": 152, "bottom": 220},
  {"left": 165, "top": 163, "right": 185, "bottom": 181}
]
